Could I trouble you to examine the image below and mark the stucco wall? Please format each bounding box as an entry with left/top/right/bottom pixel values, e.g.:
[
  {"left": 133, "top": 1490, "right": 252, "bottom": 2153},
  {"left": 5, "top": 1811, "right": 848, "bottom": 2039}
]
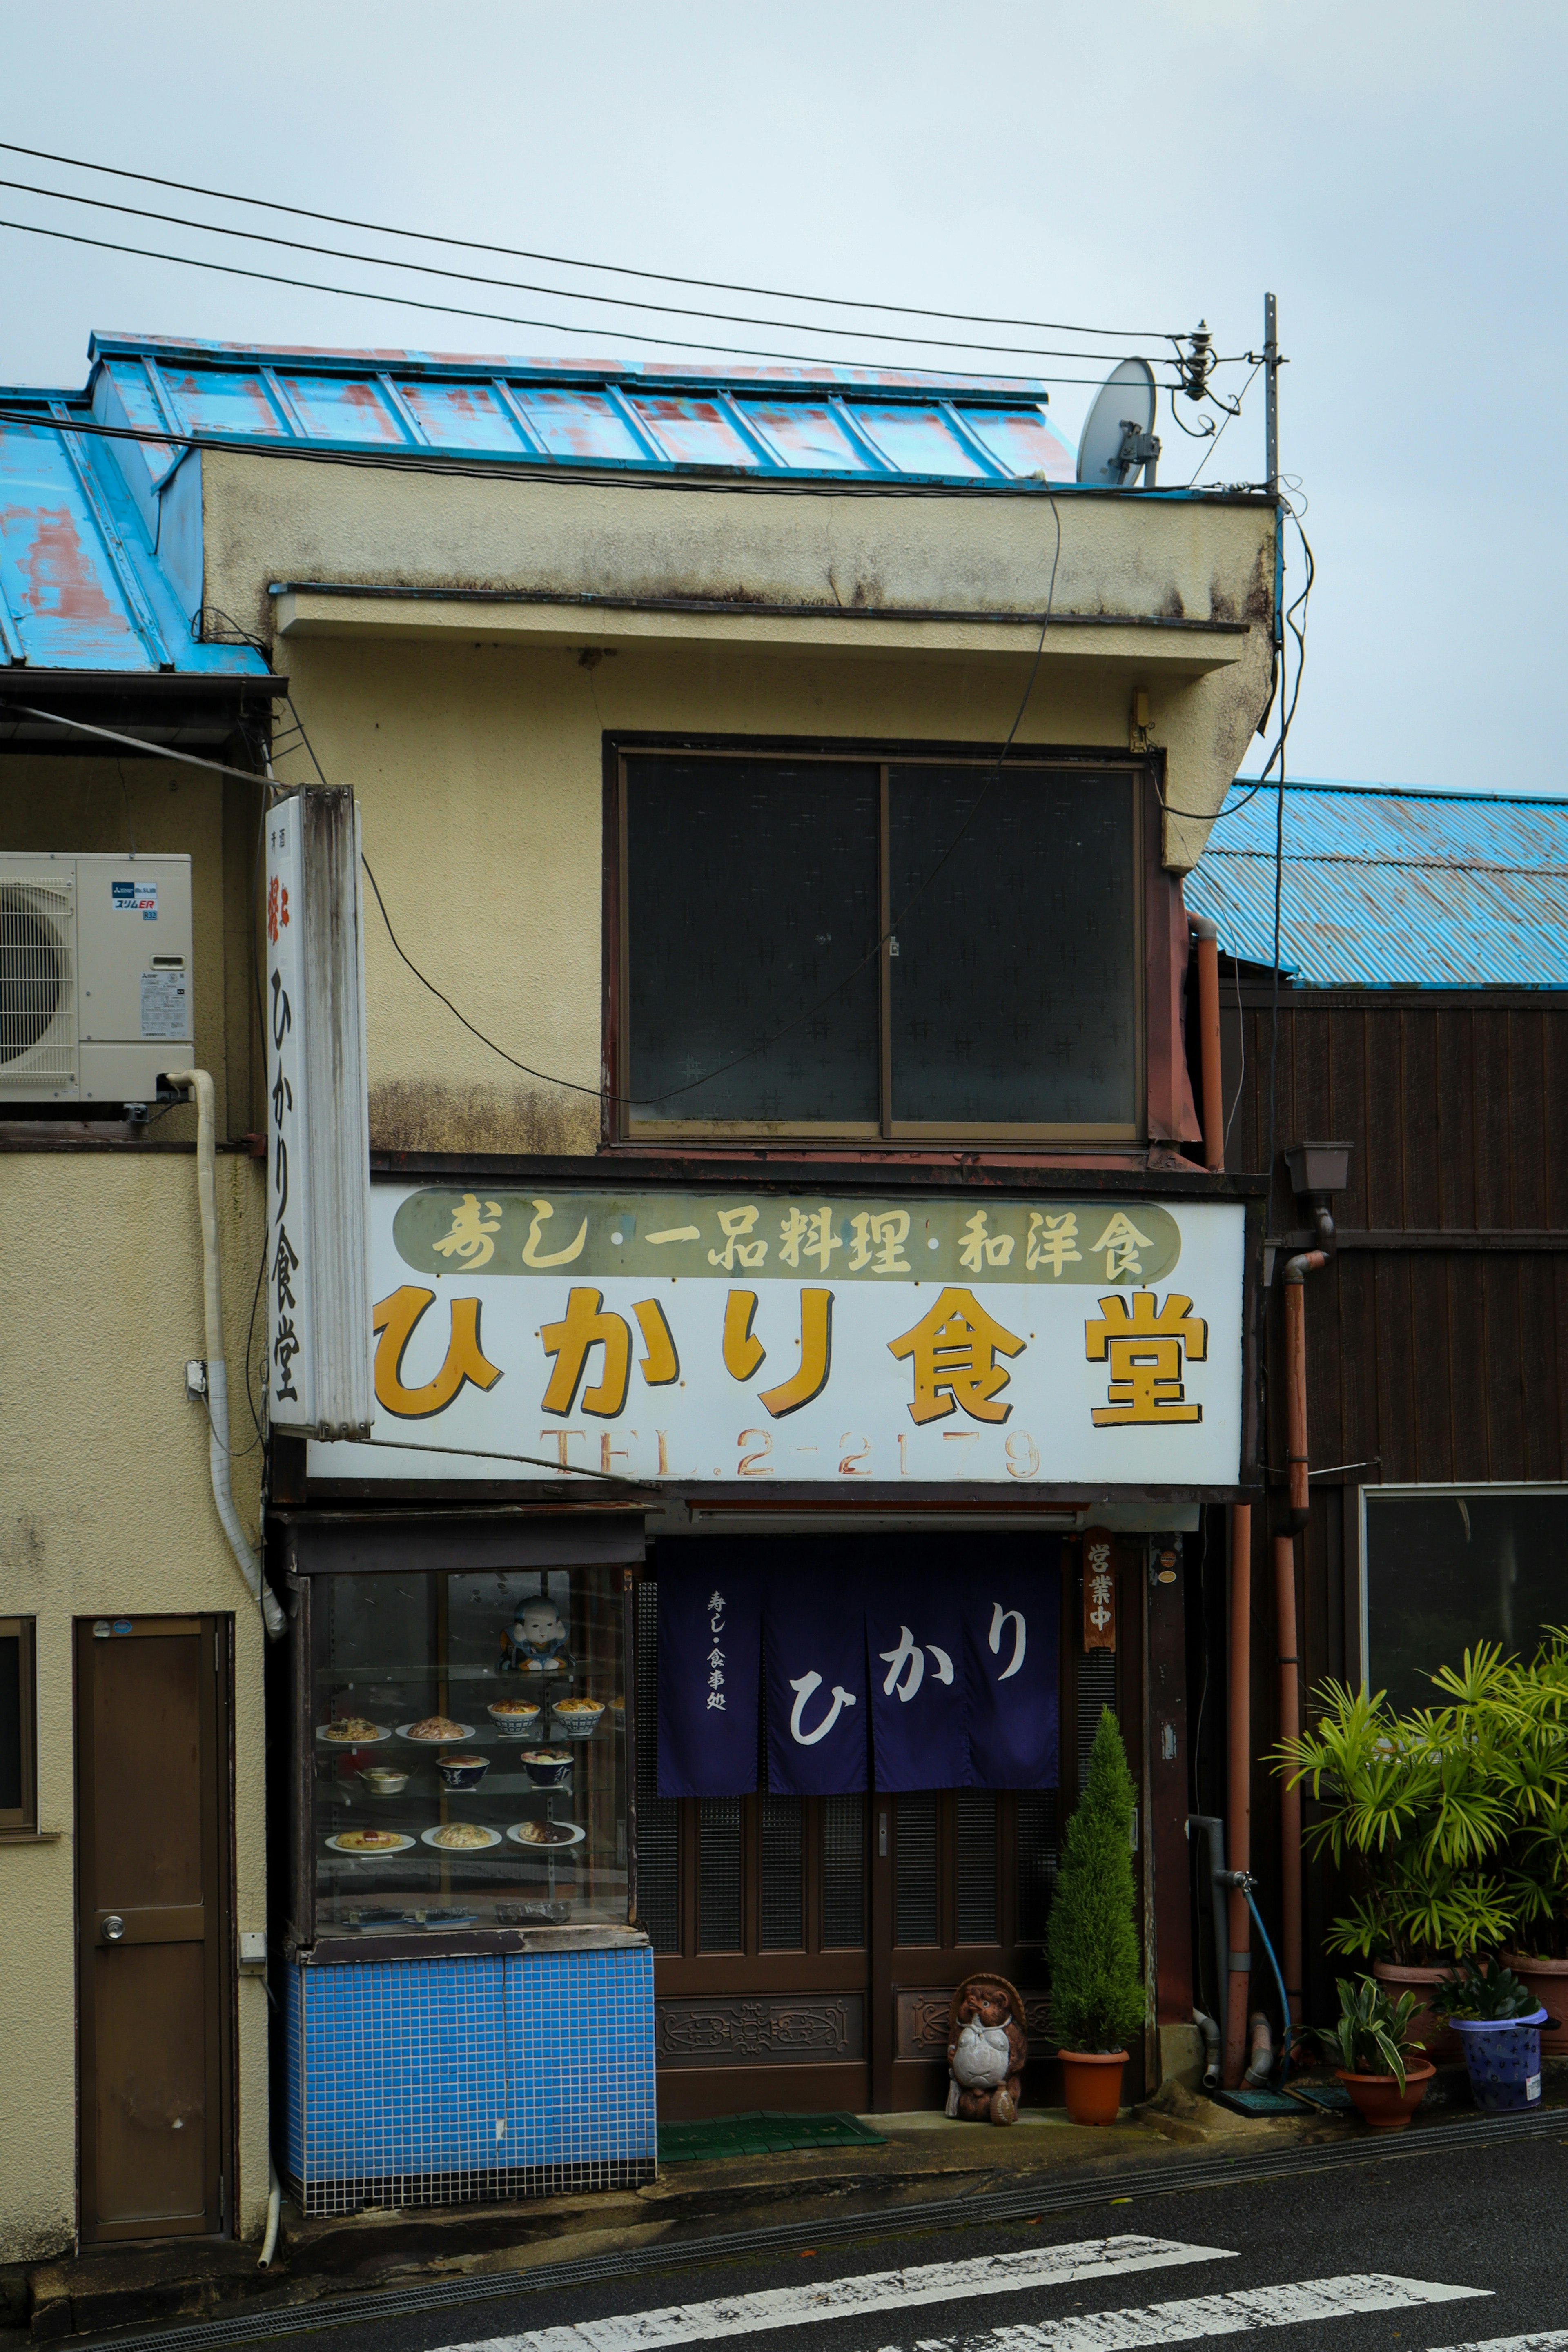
[
  {"left": 0, "top": 754, "right": 259, "bottom": 1145},
  {"left": 197, "top": 448, "right": 1275, "bottom": 871},
  {"left": 277, "top": 629, "right": 1261, "bottom": 1156},
  {"left": 0, "top": 1150, "right": 271, "bottom": 2258}
]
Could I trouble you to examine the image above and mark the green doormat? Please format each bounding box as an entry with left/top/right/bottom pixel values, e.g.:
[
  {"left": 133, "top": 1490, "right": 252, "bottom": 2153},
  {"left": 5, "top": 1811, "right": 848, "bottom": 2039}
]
[{"left": 657, "top": 2110, "right": 888, "bottom": 2163}]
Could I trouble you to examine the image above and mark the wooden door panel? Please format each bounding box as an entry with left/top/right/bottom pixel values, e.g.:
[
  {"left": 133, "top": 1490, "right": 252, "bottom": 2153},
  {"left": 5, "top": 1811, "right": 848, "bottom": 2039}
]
[
  {"left": 91, "top": 1942, "right": 208, "bottom": 2223},
  {"left": 90, "top": 1636, "right": 204, "bottom": 1907},
  {"left": 76, "top": 1619, "right": 231, "bottom": 2243}
]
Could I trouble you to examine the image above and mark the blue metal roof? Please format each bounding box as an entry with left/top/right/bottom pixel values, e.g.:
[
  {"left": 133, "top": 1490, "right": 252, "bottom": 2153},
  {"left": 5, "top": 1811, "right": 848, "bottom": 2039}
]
[
  {"left": 0, "top": 392, "right": 267, "bottom": 679},
  {"left": 1185, "top": 779, "right": 1568, "bottom": 989},
  {"left": 0, "top": 329, "right": 1095, "bottom": 679},
  {"left": 65, "top": 330, "right": 1080, "bottom": 487}
]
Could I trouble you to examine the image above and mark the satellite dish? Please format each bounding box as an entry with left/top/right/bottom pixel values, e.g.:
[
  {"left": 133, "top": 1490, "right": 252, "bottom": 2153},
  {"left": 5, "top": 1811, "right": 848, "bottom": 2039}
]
[{"left": 1076, "top": 357, "right": 1160, "bottom": 490}]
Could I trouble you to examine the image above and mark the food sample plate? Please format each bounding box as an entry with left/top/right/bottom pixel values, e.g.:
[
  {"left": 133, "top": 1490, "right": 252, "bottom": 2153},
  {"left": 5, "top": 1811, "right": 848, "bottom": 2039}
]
[
  {"left": 396, "top": 1720, "right": 476, "bottom": 1743},
  {"left": 316, "top": 1721, "right": 391, "bottom": 1745},
  {"left": 326, "top": 1831, "right": 416, "bottom": 1857},
  {"left": 419, "top": 1824, "right": 503, "bottom": 1851},
  {"left": 506, "top": 1818, "right": 586, "bottom": 1850}
]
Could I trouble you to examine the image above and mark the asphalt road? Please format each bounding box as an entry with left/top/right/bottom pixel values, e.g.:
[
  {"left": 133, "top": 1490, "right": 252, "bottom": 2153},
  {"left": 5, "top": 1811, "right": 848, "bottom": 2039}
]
[{"left": 302, "top": 2130, "right": 1568, "bottom": 2352}]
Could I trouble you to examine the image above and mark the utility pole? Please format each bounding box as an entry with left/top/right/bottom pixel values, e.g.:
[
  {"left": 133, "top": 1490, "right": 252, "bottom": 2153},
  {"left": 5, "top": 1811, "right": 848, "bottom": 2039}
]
[{"left": 1263, "top": 292, "right": 1279, "bottom": 503}]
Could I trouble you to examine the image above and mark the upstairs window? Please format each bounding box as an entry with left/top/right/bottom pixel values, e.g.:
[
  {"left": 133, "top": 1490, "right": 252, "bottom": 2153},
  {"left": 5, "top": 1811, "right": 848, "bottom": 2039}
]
[{"left": 619, "top": 752, "right": 1142, "bottom": 1140}]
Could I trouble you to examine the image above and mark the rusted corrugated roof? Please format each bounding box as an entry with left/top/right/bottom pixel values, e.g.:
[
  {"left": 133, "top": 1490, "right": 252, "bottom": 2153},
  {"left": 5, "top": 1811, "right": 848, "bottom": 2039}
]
[
  {"left": 1185, "top": 778, "right": 1568, "bottom": 988},
  {"left": 71, "top": 330, "right": 1080, "bottom": 486},
  {"left": 0, "top": 396, "right": 267, "bottom": 679}
]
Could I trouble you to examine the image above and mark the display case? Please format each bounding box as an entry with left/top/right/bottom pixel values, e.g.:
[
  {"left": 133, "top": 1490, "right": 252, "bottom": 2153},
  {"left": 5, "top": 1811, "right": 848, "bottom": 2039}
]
[{"left": 287, "top": 1555, "right": 632, "bottom": 1949}]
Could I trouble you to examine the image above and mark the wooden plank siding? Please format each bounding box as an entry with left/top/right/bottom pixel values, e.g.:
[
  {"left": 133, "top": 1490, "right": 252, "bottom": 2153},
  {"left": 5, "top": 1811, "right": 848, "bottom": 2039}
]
[{"left": 1199, "top": 981, "right": 1568, "bottom": 2020}]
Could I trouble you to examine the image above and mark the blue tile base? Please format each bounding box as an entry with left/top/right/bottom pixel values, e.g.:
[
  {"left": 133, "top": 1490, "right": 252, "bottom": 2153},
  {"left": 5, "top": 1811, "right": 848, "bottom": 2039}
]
[{"left": 286, "top": 1945, "right": 656, "bottom": 2214}]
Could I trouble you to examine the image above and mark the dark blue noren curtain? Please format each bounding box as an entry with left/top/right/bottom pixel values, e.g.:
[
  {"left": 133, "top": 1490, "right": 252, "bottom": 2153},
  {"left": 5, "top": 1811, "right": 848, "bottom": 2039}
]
[
  {"left": 866, "top": 1556, "right": 967, "bottom": 1792},
  {"left": 961, "top": 1535, "right": 1060, "bottom": 1790},
  {"left": 764, "top": 1551, "right": 869, "bottom": 1796},
  {"left": 655, "top": 1548, "right": 762, "bottom": 1798},
  {"left": 653, "top": 1535, "right": 1059, "bottom": 1797}
]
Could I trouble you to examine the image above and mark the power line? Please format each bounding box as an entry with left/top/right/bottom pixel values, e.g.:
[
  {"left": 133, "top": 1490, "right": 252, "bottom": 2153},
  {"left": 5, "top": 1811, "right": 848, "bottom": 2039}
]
[
  {"left": 0, "top": 214, "right": 1189, "bottom": 389},
  {"left": 0, "top": 176, "right": 1235, "bottom": 372},
  {"left": 0, "top": 138, "right": 1182, "bottom": 344}
]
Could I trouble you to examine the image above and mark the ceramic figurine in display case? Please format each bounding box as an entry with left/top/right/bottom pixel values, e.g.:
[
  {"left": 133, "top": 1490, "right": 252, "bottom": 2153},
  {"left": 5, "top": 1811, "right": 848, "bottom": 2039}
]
[{"left": 500, "top": 1595, "right": 572, "bottom": 1676}]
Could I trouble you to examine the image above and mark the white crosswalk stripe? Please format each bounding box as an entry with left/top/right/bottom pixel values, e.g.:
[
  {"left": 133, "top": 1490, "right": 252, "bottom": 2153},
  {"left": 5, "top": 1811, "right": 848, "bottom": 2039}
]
[
  {"left": 1426, "top": 2339, "right": 1568, "bottom": 2351},
  {"left": 475, "top": 2237, "right": 1235, "bottom": 2352},
  {"left": 882, "top": 2273, "right": 1490, "bottom": 2352}
]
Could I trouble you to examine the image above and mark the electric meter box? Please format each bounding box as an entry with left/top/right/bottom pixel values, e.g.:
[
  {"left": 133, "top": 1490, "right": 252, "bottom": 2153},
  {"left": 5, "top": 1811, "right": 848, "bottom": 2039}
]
[{"left": 0, "top": 852, "right": 194, "bottom": 1103}]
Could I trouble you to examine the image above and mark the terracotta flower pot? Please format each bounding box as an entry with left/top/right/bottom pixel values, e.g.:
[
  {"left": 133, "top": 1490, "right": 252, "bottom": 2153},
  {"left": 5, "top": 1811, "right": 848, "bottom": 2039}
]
[
  {"left": 1337, "top": 2057, "right": 1435, "bottom": 2132},
  {"left": 1058, "top": 2049, "right": 1127, "bottom": 2126},
  {"left": 1372, "top": 1962, "right": 1461, "bottom": 2065},
  {"left": 1503, "top": 1952, "right": 1568, "bottom": 2056}
]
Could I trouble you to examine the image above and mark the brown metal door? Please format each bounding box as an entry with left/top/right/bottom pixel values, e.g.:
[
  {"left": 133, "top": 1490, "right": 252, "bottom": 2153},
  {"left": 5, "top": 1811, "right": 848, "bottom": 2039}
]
[{"left": 76, "top": 1617, "right": 232, "bottom": 2242}]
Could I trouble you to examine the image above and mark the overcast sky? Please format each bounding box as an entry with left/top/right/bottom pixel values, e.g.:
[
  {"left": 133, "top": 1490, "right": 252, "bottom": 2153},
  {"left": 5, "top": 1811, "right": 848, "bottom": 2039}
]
[{"left": 5, "top": 0, "right": 1559, "bottom": 795}]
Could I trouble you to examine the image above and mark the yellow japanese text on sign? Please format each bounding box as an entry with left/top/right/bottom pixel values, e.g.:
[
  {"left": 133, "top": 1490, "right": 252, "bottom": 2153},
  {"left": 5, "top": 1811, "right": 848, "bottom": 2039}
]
[{"left": 312, "top": 1186, "right": 1247, "bottom": 1488}]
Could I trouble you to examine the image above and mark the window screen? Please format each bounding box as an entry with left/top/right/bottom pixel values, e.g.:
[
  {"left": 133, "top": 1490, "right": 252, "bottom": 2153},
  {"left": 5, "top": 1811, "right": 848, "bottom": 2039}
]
[
  {"left": 895, "top": 1791, "right": 939, "bottom": 1945},
  {"left": 0, "top": 1619, "right": 33, "bottom": 1831},
  {"left": 626, "top": 756, "right": 880, "bottom": 1125},
  {"left": 1364, "top": 1488, "right": 1568, "bottom": 1713},
  {"left": 820, "top": 1795, "right": 866, "bottom": 1948},
  {"left": 622, "top": 753, "right": 1142, "bottom": 1136},
  {"left": 955, "top": 1790, "right": 998, "bottom": 1944},
  {"left": 889, "top": 766, "right": 1138, "bottom": 1127}
]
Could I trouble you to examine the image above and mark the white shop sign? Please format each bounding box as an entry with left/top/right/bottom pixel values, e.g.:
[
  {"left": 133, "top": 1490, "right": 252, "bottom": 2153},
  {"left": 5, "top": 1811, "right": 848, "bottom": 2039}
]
[
  {"left": 265, "top": 791, "right": 374, "bottom": 1440},
  {"left": 309, "top": 1186, "right": 1247, "bottom": 1488}
]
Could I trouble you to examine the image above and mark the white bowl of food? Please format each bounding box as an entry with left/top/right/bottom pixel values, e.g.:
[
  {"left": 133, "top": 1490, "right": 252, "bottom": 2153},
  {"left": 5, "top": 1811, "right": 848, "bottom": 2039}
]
[
  {"left": 358, "top": 1765, "right": 409, "bottom": 1798},
  {"left": 550, "top": 1697, "right": 605, "bottom": 1741},
  {"left": 487, "top": 1698, "right": 543, "bottom": 1741}
]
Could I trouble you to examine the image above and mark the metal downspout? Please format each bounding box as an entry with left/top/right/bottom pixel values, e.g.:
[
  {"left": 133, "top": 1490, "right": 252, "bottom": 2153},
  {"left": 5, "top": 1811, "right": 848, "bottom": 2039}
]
[
  {"left": 1190, "top": 918, "right": 1224, "bottom": 1174},
  {"left": 1277, "top": 1245, "right": 1328, "bottom": 2044},
  {"left": 1188, "top": 912, "right": 1255, "bottom": 2087},
  {"left": 1224, "top": 1500, "right": 1252, "bottom": 2085},
  {"left": 167, "top": 1067, "right": 286, "bottom": 1642}
]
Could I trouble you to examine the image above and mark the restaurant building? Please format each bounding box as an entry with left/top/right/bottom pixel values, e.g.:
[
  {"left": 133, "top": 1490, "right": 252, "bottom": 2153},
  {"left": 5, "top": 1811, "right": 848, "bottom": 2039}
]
[{"left": 0, "top": 328, "right": 1274, "bottom": 2248}]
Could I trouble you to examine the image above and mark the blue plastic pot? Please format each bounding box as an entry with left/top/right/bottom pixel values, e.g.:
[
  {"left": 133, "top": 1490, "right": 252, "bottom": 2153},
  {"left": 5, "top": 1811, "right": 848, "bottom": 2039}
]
[{"left": 1452, "top": 2009, "right": 1549, "bottom": 2111}]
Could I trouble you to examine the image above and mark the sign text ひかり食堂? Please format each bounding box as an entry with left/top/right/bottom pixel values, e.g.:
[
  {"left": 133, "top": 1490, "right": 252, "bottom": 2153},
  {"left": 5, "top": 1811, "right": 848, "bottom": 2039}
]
[{"left": 308, "top": 1187, "right": 1246, "bottom": 1487}]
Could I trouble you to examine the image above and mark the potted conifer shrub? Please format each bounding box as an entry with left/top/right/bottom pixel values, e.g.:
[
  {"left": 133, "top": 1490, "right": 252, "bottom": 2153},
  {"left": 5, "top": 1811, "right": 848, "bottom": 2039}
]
[{"left": 1046, "top": 1705, "right": 1145, "bottom": 2125}]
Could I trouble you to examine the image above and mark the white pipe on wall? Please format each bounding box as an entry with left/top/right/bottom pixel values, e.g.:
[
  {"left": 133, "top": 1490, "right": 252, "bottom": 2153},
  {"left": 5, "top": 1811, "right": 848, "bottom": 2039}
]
[{"left": 167, "top": 1067, "right": 286, "bottom": 1642}]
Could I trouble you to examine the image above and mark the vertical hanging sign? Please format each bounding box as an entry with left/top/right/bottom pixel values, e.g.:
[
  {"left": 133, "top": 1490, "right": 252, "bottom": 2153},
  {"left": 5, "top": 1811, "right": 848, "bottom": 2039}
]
[
  {"left": 265, "top": 789, "right": 374, "bottom": 1439},
  {"left": 266, "top": 800, "right": 311, "bottom": 1428},
  {"left": 1083, "top": 1526, "right": 1116, "bottom": 1651}
]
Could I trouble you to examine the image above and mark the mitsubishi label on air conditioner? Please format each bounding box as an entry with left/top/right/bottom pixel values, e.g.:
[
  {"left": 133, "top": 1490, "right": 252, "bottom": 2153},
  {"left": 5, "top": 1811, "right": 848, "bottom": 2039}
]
[{"left": 0, "top": 853, "right": 194, "bottom": 1103}]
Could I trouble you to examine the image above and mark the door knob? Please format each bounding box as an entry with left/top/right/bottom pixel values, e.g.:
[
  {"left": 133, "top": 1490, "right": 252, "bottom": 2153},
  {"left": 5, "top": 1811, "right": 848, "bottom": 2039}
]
[{"left": 102, "top": 1914, "right": 125, "bottom": 1942}]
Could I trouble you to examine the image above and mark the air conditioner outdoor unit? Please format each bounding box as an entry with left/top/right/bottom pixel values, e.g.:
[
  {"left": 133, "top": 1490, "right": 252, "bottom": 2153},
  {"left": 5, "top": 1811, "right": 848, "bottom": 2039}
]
[{"left": 0, "top": 853, "right": 194, "bottom": 1103}]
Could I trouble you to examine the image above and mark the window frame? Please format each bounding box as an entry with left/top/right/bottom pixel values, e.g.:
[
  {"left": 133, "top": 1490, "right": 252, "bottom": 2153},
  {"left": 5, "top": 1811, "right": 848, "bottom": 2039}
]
[
  {"left": 1356, "top": 1480, "right": 1568, "bottom": 1698},
  {"left": 0, "top": 1617, "right": 37, "bottom": 1833},
  {"left": 609, "top": 742, "right": 1148, "bottom": 1146}
]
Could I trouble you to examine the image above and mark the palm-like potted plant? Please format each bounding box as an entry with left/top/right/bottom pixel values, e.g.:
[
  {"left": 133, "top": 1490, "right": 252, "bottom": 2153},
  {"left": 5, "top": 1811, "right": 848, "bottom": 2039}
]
[
  {"left": 1274, "top": 1669, "right": 1520, "bottom": 2056},
  {"left": 1457, "top": 1630, "right": 1568, "bottom": 2050},
  {"left": 1045, "top": 1706, "right": 1145, "bottom": 2125},
  {"left": 1318, "top": 1975, "right": 1433, "bottom": 2131}
]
